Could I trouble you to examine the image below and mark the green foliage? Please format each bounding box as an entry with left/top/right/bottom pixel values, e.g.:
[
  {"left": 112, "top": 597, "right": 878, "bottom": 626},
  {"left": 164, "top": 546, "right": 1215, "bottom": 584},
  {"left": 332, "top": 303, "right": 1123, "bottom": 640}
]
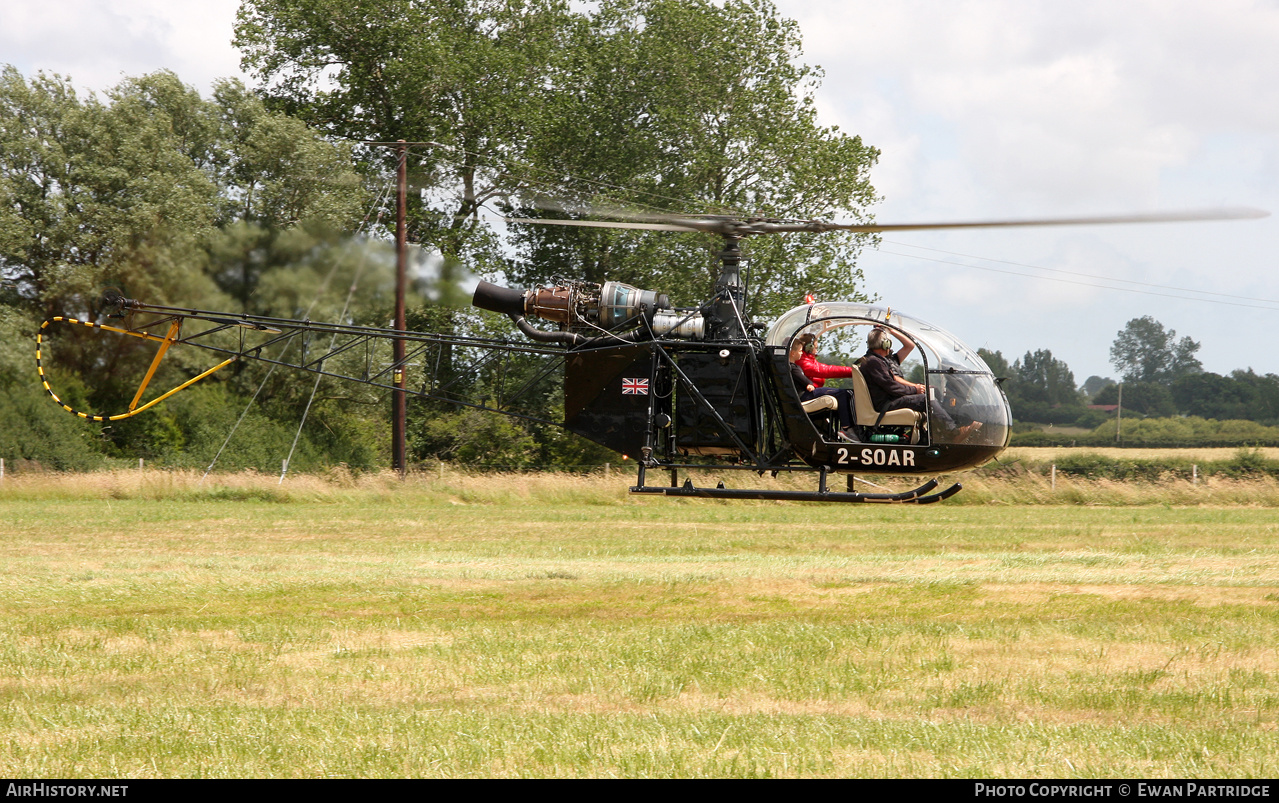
[
  {"left": 0, "top": 66, "right": 383, "bottom": 472},
  {"left": 236, "top": 0, "right": 572, "bottom": 274},
  {"left": 1109, "top": 316, "right": 1202, "bottom": 385},
  {"left": 1011, "top": 349, "right": 1080, "bottom": 406},
  {"left": 1010, "top": 416, "right": 1279, "bottom": 448},
  {"left": 0, "top": 307, "right": 105, "bottom": 470},
  {"left": 0, "top": 67, "right": 222, "bottom": 318},
  {"left": 980, "top": 348, "right": 1090, "bottom": 425},
  {"left": 208, "top": 80, "right": 366, "bottom": 229},
  {"left": 992, "top": 448, "right": 1279, "bottom": 481},
  {"left": 236, "top": 0, "right": 879, "bottom": 315},
  {"left": 977, "top": 348, "right": 1011, "bottom": 379},
  {"left": 102, "top": 384, "right": 382, "bottom": 472},
  {"left": 528, "top": 422, "right": 617, "bottom": 470},
  {"left": 1171, "top": 369, "right": 1279, "bottom": 425},
  {"left": 0, "top": 66, "right": 367, "bottom": 315},
  {"left": 412, "top": 409, "right": 539, "bottom": 469},
  {"left": 211, "top": 222, "right": 398, "bottom": 322},
  {"left": 1007, "top": 401, "right": 1093, "bottom": 427},
  {"left": 1081, "top": 375, "right": 1115, "bottom": 401},
  {"left": 514, "top": 0, "right": 880, "bottom": 317},
  {"left": 0, "top": 381, "right": 105, "bottom": 471},
  {"left": 1072, "top": 408, "right": 1111, "bottom": 429}
]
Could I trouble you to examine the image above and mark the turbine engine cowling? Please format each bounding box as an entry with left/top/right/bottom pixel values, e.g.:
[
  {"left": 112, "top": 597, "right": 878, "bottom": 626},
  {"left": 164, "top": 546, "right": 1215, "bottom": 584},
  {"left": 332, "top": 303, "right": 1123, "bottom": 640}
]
[{"left": 473, "top": 280, "right": 702, "bottom": 339}]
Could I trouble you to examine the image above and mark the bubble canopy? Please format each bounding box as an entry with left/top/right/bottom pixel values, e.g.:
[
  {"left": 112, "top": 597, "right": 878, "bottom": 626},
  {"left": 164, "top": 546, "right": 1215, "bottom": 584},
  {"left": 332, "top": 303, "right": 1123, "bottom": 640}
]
[
  {"left": 766, "top": 302, "right": 993, "bottom": 374},
  {"left": 765, "top": 302, "right": 1011, "bottom": 450}
]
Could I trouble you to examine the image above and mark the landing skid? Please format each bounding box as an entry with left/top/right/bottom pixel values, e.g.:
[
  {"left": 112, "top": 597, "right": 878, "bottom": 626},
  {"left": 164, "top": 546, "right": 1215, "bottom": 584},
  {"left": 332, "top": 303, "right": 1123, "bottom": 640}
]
[{"left": 630, "top": 475, "right": 962, "bottom": 504}]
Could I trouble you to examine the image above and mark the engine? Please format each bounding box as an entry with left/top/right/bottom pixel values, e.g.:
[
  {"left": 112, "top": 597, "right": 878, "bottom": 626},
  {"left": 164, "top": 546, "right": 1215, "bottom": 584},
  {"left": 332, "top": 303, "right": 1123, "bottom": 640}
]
[{"left": 473, "top": 280, "right": 704, "bottom": 339}]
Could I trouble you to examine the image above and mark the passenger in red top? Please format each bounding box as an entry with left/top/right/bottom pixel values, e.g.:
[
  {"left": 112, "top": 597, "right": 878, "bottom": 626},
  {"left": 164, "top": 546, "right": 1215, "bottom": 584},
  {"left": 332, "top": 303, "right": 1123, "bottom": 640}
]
[{"left": 794, "top": 334, "right": 852, "bottom": 388}]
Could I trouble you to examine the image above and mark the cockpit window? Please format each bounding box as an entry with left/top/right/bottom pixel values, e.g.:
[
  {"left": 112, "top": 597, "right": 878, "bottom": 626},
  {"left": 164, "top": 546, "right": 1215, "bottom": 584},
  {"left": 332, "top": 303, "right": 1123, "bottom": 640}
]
[
  {"left": 767, "top": 302, "right": 995, "bottom": 374},
  {"left": 768, "top": 303, "right": 1010, "bottom": 448}
]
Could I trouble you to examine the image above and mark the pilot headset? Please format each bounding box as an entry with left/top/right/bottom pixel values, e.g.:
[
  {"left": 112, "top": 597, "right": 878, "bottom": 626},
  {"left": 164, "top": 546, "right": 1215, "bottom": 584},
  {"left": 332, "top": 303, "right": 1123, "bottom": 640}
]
[{"left": 867, "top": 327, "right": 893, "bottom": 351}]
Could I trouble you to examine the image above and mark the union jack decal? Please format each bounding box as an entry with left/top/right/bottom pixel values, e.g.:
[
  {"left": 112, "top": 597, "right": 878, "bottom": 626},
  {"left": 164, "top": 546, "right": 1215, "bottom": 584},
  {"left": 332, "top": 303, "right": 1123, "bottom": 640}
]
[{"left": 621, "top": 378, "right": 649, "bottom": 395}]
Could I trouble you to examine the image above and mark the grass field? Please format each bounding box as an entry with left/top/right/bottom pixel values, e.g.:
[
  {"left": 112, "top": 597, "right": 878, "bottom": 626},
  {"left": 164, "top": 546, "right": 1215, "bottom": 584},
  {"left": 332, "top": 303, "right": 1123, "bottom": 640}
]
[
  {"left": 1, "top": 468, "right": 1276, "bottom": 777},
  {"left": 1007, "top": 446, "right": 1279, "bottom": 463}
]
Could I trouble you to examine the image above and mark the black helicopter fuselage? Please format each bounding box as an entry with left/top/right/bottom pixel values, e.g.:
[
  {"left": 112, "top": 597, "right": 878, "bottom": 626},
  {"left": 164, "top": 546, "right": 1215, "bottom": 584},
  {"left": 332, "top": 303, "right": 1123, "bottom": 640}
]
[
  {"left": 472, "top": 269, "right": 1012, "bottom": 507},
  {"left": 556, "top": 330, "right": 1007, "bottom": 479}
]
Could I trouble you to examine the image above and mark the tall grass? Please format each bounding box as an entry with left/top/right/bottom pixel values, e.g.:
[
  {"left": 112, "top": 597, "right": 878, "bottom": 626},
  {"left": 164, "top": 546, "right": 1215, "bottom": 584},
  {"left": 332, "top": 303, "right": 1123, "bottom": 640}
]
[{"left": 2, "top": 462, "right": 1277, "bottom": 506}]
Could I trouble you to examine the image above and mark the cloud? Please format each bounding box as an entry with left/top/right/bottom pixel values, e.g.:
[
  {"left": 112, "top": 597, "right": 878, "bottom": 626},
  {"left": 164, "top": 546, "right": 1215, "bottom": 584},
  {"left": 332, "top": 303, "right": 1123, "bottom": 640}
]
[
  {"left": 0, "top": 0, "right": 247, "bottom": 94},
  {"left": 786, "top": 0, "right": 1279, "bottom": 211}
]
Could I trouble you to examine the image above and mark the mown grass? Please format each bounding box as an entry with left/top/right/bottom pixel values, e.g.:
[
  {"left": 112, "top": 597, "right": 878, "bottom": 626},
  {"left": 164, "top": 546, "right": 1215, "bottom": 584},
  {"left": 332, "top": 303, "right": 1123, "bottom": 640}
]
[{"left": 0, "top": 469, "right": 1276, "bottom": 777}]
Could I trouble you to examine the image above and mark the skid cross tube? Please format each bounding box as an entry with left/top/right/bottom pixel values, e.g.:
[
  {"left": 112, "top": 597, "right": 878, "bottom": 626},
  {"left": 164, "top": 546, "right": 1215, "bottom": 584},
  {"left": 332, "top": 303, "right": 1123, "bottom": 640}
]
[{"left": 630, "top": 476, "right": 962, "bottom": 504}]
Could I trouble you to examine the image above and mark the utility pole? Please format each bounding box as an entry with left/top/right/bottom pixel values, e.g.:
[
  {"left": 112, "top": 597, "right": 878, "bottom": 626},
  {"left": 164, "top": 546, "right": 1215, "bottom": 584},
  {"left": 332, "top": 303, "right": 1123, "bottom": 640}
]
[
  {"left": 1115, "top": 382, "right": 1123, "bottom": 444},
  {"left": 392, "top": 140, "right": 408, "bottom": 476}
]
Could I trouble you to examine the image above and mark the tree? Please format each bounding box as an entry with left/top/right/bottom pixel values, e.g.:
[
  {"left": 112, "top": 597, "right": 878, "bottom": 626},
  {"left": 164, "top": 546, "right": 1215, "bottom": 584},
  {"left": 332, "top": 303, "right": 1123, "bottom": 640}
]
[
  {"left": 976, "top": 347, "right": 1088, "bottom": 424},
  {"left": 235, "top": 0, "right": 575, "bottom": 272},
  {"left": 511, "top": 0, "right": 881, "bottom": 317},
  {"left": 977, "top": 348, "right": 1012, "bottom": 379},
  {"left": 0, "top": 67, "right": 221, "bottom": 320},
  {"left": 234, "top": 0, "right": 880, "bottom": 316},
  {"left": 0, "top": 66, "right": 374, "bottom": 468},
  {"left": 1011, "top": 349, "right": 1080, "bottom": 407},
  {"left": 1081, "top": 375, "right": 1114, "bottom": 401},
  {"left": 1109, "top": 316, "right": 1202, "bottom": 385},
  {"left": 1171, "top": 369, "right": 1279, "bottom": 425},
  {"left": 209, "top": 80, "right": 366, "bottom": 230},
  {"left": 0, "top": 68, "right": 367, "bottom": 319}
]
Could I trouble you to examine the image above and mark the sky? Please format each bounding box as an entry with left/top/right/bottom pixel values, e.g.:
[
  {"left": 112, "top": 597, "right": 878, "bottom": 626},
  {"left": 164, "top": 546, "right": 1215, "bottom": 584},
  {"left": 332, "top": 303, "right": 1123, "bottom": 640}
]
[{"left": 2, "top": 0, "right": 1276, "bottom": 382}]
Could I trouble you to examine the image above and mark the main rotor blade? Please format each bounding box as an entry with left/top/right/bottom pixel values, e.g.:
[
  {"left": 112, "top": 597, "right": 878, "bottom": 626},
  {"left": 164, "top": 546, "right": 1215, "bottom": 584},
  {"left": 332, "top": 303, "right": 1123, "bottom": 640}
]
[
  {"left": 752, "top": 207, "right": 1270, "bottom": 235},
  {"left": 506, "top": 207, "right": 1268, "bottom": 237},
  {"left": 503, "top": 216, "right": 705, "bottom": 233}
]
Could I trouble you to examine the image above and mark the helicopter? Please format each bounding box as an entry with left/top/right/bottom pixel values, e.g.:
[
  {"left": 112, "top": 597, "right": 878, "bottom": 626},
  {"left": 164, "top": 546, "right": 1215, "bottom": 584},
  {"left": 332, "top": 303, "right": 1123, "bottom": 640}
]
[{"left": 35, "top": 207, "right": 1266, "bottom": 504}]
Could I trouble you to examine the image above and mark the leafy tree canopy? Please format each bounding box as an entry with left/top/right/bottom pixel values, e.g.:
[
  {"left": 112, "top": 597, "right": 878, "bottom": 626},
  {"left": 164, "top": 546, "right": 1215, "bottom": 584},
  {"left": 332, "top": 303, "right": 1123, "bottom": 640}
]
[
  {"left": 0, "top": 66, "right": 376, "bottom": 469},
  {"left": 0, "top": 66, "right": 367, "bottom": 322},
  {"left": 234, "top": 0, "right": 880, "bottom": 318},
  {"left": 1081, "top": 375, "right": 1115, "bottom": 400},
  {"left": 1171, "top": 369, "right": 1279, "bottom": 426},
  {"left": 1011, "top": 349, "right": 1080, "bottom": 407},
  {"left": 1109, "top": 315, "right": 1202, "bottom": 386},
  {"left": 978, "top": 347, "right": 1086, "bottom": 424},
  {"left": 512, "top": 0, "right": 881, "bottom": 317}
]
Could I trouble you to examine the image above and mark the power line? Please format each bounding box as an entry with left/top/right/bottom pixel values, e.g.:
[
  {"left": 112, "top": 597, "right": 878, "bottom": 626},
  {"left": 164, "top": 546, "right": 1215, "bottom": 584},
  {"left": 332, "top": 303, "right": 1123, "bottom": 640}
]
[
  {"left": 883, "top": 239, "right": 1279, "bottom": 306},
  {"left": 875, "top": 243, "right": 1279, "bottom": 312}
]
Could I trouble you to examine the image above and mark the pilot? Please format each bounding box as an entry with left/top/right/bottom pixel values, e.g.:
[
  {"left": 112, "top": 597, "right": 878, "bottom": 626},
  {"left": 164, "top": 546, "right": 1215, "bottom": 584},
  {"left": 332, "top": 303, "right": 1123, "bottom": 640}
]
[
  {"left": 794, "top": 333, "right": 852, "bottom": 388},
  {"left": 789, "top": 337, "right": 856, "bottom": 440},
  {"left": 860, "top": 327, "right": 982, "bottom": 442}
]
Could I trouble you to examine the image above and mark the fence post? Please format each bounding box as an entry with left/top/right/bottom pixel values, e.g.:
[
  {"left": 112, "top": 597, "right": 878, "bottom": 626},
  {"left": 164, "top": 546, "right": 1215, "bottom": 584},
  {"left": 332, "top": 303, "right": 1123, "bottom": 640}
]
[
  {"left": 1192, "top": 464, "right": 1198, "bottom": 485},
  {"left": 1, "top": 457, "right": 4, "bottom": 482},
  {"left": 139, "top": 458, "right": 144, "bottom": 472},
  {"left": 1051, "top": 464, "right": 1056, "bottom": 491}
]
